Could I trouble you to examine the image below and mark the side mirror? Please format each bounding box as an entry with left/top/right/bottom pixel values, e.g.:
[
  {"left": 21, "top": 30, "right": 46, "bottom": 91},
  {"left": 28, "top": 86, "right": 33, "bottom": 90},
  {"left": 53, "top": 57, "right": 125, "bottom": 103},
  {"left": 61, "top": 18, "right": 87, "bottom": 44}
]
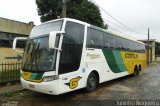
[
  {"left": 13, "top": 37, "right": 27, "bottom": 53},
  {"left": 49, "top": 31, "right": 65, "bottom": 50}
]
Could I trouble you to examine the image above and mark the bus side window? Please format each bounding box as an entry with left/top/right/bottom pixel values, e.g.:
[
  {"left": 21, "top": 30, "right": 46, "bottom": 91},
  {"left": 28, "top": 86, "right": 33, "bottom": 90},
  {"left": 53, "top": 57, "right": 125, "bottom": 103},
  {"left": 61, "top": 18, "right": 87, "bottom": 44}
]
[
  {"left": 91, "top": 40, "right": 95, "bottom": 46},
  {"left": 103, "top": 33, "right": 108, "bottom": 48},
  {"left": 125, "top": 40, "right": 130, "bottom": 51},
  {"left": 141, "top": 44, "right": 145, "bottom": 53},
  {"left": 87, "top": 28, "right": 104, "bottom": 48},
  {"left": 116, "top": 37, "right": 125, "bottom": 50},
  {"left": 136, "top": 43, "right": 140, "bottom": 52},
  {"left": 132, "top": 42, "right": 137, "bottom": 52},
  {"left": 103, "top": 33, "right": 116, "bottom": 49},
  {"left": 104, "top": 42, "right": 110, "bottom": 48},
  {"left": 138, "top": 44, "right": 145, "bottom": 53}
]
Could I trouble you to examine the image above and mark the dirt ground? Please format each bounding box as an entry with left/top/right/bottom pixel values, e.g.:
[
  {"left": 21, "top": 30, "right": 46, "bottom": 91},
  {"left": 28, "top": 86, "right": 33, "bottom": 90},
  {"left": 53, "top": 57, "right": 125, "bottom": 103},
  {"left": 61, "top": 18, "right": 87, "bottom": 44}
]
[{"left": 0, "top": 63, "right": 160, "bottom": 106}]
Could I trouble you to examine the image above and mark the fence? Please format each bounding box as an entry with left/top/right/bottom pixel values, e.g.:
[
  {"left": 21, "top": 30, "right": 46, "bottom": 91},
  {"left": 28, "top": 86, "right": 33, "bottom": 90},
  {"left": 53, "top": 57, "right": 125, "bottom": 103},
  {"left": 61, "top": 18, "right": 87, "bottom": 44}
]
[{"left": 0, "top": 62, "right": 21, "bottom": 85}]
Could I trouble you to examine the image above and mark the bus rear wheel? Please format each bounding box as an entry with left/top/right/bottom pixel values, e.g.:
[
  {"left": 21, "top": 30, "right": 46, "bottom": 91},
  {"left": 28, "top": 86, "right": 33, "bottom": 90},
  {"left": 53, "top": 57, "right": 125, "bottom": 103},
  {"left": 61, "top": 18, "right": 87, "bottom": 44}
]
[
  {"left": 86, "top": 73, "right": 98, "bottom": 92},
  {"left": 133, "top": 66, "right": 140, "bottom": 76}
]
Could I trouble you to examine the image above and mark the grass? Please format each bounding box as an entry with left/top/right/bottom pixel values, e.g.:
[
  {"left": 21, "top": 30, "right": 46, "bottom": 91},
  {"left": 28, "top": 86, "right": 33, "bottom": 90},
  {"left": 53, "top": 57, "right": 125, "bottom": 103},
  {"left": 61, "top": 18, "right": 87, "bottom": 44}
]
[
  {"left": 3, "top": 89, "right": 29, "bottom": 97},
  {"left": 0, "top": 70, "right": 20, "bottom": 84}
]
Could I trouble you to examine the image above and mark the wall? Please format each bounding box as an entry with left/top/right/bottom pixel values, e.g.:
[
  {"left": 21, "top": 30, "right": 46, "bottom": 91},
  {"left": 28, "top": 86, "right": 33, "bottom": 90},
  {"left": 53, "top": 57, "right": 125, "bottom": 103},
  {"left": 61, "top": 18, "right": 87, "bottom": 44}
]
[
  {"left": 0, "top": 48, "right": 23, "bottom": 63},
  {"left": 156, "top": 57, "right": 160, "bottom": 62},
  {"left": 0, "top": 48, "right": 23, "bottom": 71},
  {"left": 0, "top": 17, "right": 34, "bottom": 65},
  {"left": 0, "top": 17, "right": 33, "bottom": 35},
  {"left": 152, "top": 42, "right": 156, "bottom": 62}
]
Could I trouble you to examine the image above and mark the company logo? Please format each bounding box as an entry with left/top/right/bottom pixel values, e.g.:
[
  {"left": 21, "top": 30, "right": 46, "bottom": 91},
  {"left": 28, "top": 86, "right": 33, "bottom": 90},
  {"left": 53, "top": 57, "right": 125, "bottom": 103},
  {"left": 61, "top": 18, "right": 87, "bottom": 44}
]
[
  {"left": 65, "top": 77, "right": 82, "bottom": 89},
  {"left": 125, "top": 53, "right": 138, "bottom": 58},
  {"left": 87, "top": 53, "right": 100, "bottom": 59}
]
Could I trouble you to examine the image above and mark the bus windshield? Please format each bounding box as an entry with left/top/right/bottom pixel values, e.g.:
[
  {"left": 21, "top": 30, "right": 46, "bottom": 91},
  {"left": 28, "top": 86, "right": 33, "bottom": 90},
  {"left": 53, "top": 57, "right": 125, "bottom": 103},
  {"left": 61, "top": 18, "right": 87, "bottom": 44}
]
[
  {"left": 22, "top": 37, "right": 57, "bottom": 72},
  {"left": 22, "top": 20, "right": 62, "bottom": 72}
]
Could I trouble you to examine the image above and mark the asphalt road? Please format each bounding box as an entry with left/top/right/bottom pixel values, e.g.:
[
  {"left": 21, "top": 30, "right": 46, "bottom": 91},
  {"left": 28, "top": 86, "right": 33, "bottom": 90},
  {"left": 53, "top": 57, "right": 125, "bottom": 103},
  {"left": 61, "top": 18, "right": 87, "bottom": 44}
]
[{"left": 1, "top": 63, "right": 160, "bottom": 106}]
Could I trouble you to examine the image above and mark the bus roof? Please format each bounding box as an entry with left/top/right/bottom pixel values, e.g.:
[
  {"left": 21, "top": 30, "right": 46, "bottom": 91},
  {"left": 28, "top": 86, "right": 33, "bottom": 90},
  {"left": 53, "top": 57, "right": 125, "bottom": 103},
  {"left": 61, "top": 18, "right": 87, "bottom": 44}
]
[
  {"left": 89, "top": 25, "right": 144, "bottom": 45},
  {"left": 35, "top": 18, "right": 144, "bottom": 45},
  {"left": 63, "top": 18, "right": 144, "bottom": 45}
]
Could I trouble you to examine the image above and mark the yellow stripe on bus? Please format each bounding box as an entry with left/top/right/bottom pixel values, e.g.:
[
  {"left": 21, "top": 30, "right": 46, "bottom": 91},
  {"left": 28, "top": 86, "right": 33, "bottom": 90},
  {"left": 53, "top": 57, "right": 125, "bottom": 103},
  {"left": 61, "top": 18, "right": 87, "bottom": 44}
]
[{"left": 121, "top": 52, "right": 146, "bottom": 74}]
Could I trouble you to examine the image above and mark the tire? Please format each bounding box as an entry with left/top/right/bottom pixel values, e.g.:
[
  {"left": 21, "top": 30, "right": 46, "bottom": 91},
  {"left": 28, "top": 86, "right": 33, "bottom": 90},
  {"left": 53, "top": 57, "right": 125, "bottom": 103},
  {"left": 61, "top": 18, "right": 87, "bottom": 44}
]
[
  {"left": 86, "top": 73, "right": 98, "bottom": 92},
  {"left": 139, "top": 65, "right": 142, "bottom": 71},
  {"left": 133, "top": 66, "right": 140, "bottom": 76}
]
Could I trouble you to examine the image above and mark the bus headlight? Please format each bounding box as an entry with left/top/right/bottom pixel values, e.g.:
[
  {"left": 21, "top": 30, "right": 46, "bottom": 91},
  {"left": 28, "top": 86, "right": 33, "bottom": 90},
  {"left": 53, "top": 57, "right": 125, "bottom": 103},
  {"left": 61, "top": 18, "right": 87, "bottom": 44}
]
[{"left": 43, "top": 75, "right": 59, "bottom": 82}]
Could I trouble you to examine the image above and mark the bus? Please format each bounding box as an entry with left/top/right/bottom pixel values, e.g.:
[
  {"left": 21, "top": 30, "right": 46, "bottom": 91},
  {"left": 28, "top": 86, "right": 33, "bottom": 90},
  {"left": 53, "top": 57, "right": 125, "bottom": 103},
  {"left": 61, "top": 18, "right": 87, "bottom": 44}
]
[{"left": 13, "top": 18, "right": 146, "bottom": 95}]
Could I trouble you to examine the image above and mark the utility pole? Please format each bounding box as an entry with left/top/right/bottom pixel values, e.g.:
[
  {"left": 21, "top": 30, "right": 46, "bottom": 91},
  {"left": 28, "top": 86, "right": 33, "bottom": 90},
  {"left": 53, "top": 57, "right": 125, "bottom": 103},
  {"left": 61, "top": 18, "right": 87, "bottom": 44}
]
[
  {"left": 147, "top": 28, "right": 150, "bottom": 64},
  {"left": 62, "top": 0, "right": 66, "bottom": 18}
]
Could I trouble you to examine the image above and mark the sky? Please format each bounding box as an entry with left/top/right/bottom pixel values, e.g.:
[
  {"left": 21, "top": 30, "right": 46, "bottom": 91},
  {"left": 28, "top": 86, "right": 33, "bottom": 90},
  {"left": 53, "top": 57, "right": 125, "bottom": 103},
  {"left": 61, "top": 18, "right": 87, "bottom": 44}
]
[{"left": 0, "top": 0, "right": 159, "bottom": 41}]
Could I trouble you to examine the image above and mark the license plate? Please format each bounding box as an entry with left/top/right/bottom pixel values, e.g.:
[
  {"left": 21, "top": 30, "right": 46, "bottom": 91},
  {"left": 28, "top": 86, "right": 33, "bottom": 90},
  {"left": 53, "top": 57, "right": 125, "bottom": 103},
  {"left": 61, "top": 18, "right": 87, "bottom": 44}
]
[{"left": 29, "top": 84, "right": 35, "bottom": 88}]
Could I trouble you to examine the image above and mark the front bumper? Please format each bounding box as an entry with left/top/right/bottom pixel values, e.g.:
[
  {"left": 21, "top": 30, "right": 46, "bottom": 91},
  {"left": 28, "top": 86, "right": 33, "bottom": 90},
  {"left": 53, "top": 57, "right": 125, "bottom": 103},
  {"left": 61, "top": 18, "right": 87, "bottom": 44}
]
[{"left": 21, "top": 77, "right": 60, "bottom": 95}]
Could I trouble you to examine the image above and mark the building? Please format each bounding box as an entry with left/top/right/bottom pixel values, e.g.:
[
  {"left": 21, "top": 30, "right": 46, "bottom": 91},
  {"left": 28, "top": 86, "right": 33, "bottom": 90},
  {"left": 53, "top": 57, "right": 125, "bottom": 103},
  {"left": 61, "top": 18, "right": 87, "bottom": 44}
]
[
  {"left": 0, "top": 17, "right": 34, "bottom": 63},
  {"left": 139, "top": 39, "right": 157, "bottom": 63}
]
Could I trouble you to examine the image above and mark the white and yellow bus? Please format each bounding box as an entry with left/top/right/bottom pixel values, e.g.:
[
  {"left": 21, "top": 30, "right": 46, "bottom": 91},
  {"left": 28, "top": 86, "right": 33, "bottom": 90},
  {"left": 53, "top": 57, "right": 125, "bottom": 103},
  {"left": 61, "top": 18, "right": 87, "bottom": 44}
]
[{"left": 13, "top": 18, "right": 146, "bottom": 95}]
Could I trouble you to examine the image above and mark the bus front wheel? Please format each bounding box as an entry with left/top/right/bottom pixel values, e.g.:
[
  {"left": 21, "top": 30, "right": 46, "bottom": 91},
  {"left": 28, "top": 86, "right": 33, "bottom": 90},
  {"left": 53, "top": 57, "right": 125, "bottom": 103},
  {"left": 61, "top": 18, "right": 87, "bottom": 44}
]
[{"left": 86, "top": 73, "right": 98, "bottom": 92}]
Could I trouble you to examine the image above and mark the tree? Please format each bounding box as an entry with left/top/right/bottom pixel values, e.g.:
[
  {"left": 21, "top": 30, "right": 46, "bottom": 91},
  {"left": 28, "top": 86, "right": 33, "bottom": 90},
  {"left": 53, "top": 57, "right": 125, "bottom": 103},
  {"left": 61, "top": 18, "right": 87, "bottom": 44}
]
[
  {"left": 104, "top": 24, "right": 108, "bottom": 29},
  {"left": 36, "top": 0, "right": 104, "bottom": 28}
]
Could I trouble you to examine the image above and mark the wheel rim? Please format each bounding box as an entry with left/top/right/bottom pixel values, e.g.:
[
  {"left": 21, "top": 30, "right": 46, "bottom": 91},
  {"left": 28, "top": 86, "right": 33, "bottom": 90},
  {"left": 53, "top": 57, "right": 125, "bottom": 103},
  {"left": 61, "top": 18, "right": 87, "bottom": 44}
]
[
  {"left": 134, "top": 70, "right": 137, "bottom": 76},
  {"left": 134, "top": 68, "right": 140, "bottom": 76},
  {"left": 89, "top": 77, "right": 96, "bottom": 88}
]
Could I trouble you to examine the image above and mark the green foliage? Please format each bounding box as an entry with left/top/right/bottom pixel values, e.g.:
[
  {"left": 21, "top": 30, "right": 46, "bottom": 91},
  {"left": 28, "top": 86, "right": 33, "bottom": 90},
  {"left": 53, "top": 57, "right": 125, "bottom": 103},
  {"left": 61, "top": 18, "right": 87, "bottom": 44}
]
[
  {"left": 3, "top": 89, "right": 29, "bottom": 97},
  {"left": 104, "top": 24, "right": 108, "bottom": 29},
  {"left": 36, "top": 0, "right": 104, "bottom": 28},
  {"left": 4, "top": 92, "right": 14, "bottom": 97},
  {"left": 0, "top": 70, "right": 19, "bottom": 83}
]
